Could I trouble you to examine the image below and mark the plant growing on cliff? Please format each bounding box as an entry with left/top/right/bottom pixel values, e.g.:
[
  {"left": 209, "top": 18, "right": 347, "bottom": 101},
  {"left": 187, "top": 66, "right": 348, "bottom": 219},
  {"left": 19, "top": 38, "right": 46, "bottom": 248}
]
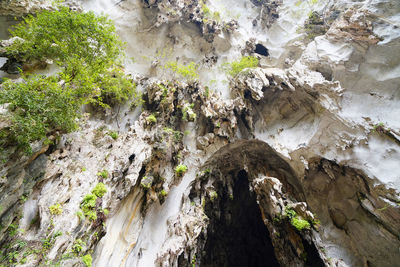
[
  {"left": 285, "top": 207, "right": 311, "bottom": 231},
  {"left": 182, "top": 103, "right": 197, "bottom": 121},
  {"left": 92, "top": 183, "right": 107, "bottom": 198},
  {"left": 97, "top": 170, "right": 109, "bottom": 179},
  {"left": 175, "top": 164, "right": 188, "bottom": 177},
  {"left": 49, "top": 203, "right": 63, "bottom": 215},
  {"left": 224, "top": 56, "right": 259, "bottom": 76},
  {"left": 80, "top": 193, "right": 98, "bottom": 221},
  {"left": 146, "top": 114, "right": 157, "bottom": 124},
  {"left": 0, "top": 75, "right": 80, "bottom": 153},
  {"left": 72, "top": 239, "right": 86, "bottom": 254},
  {"left": 0, "top": 8, "right": 140, "bottom": 154},
  {"left": 107, "top": 131, "right": 119, "bottom": 140},
  {"left": 82, "top": 254, "right": 92, "bottom": 267},
  {"left": 6, "top": 7, "right": 122, "bottom": 67}
]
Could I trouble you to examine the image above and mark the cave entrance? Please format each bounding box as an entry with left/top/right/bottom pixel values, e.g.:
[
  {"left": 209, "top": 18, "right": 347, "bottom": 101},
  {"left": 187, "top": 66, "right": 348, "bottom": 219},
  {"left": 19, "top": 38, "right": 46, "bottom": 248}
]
[{"left": 201, "top": 170, "right": 279, "bottom": 267}]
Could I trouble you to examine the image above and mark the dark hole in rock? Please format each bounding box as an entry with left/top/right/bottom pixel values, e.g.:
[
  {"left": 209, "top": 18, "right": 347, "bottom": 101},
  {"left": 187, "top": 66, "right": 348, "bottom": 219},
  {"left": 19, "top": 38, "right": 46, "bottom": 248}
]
[
  {"left": 129, "top": 153, "right": 136, "bottom": 163},
  {"left": 201, "top": 170, "right": 279, "bottom": 267},
  {"left": 254, "top": 43, "right": 269, "bottom": 56}
]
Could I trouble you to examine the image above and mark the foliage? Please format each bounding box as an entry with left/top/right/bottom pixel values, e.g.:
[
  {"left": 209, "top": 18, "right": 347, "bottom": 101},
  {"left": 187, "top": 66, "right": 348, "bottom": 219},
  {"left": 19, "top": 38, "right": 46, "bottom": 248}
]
[
  {"left": 285, "top": 207, "right": 311, "bottom": 231},
  {"left": 373, "top": 122, "right": 390, "bottom": 134},
  {"left": 182, "top": 103, "right": 196, "bottom": 121},
  {"left": 140, "top": 176, "right": 152, "bottom": 190},
  {"left": 6, "top": 7, "right": 122, "bottom": 68},
  {"left": 80, "top": 193, "right": 98, "bottom": 221},
  {"left": 224, "top": 56, "right": 259, "bottom": 76},
  {"left": 49, "top": 203, "right": 63, "bottom": 215},
  {"left": 0, "top": 75, "right": 80, "bottom": 153},
  {"left": 108, "top": 131, "right": 118, "bottom": 140},
  {"left": 164, "top": 61, "right": 199, "bottom": 80},
  {"left": 291, "top": 216, "right": 311, "bottom": 231},
  {"left": 97, "top": 170, "right": 109, "bottom": 179},
  {"left": 146, "top": 114, "right": 157, "bottom": 124},
  {"left": 82, "top": 254, "right": 92, "bottom": 267},
  {"left": 1, "top": 8, "right": 140, "bottom": 154},
  {"left": 72, "top": 239, "right": 86, "bottom": 254},
  {"left": 92, "top": 183, "right": 107, "bottom": 197},
  {"left": 175, "top": 164, "right": 188, "bottom": 176}
]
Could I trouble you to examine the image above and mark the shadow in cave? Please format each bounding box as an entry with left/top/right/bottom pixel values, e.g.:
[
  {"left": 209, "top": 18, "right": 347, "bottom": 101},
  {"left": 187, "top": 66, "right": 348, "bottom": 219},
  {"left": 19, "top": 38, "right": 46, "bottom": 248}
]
[{"left": 201, "top": 170, "right": 279, "bottom": 267}]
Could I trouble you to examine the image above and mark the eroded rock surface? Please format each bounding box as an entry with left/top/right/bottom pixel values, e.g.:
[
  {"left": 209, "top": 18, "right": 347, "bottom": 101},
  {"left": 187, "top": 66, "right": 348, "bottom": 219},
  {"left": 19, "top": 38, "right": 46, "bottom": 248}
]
[{"left": 0, "top": 0, "right": 399, "bottom": 266}]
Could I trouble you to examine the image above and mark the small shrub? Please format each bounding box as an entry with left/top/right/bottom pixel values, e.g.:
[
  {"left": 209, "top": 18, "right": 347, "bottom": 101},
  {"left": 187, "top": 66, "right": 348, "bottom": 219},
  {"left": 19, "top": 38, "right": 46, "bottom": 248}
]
[
  {"left": 291, "top": 217, "right": 311, "bottom": 231},
  {"left": 175, "top": 164, "right": 188, "bottom": 176},
  {"left": 146, "top": 114, "right": 157, "bottom": 124},
  {"left": 97, "top": 170, "right": 109, "bottom": 179},
  {"left": 92, "top": 182, "right": 107, "bottom": 197},
  {"left": 82, "top": 254, "right": 92, "bottom": 267},
  {"left": 107, "top": 131, "right": 118, "bottom": 140},
  {"left": 72, "top": 239, "right": 86, "bottom": 254},
  {"left": 160, "top": 190, "right": 168, "bottom": 197},
  {"left": 285, "top": 207, "right": 311, "bottom": 231},
  {"left": 6, "top": 7, "right": 122, "bottom": 67},
  {"left": 140, "top": 176, "right": 153, "bottom": 190},
  {"left": 81, "top": 193, "right": 97, "bottom": 221},
  {"left": 0, "top": 75, "right": 80, "bottom": 153},
  {"left": 49, "top": 203, "right": 63, "bottom": 215},
  {"left": 86, "top": 210, "right": 97, "bottom": 221},
  {"left": 224, "top": 56, "right": 259, "bottom": 76}
]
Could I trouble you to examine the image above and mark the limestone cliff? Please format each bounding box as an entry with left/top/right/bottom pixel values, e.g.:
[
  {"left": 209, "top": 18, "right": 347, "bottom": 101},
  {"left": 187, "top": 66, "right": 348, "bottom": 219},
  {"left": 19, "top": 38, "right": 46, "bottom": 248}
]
[{"left": 0, "top": 0, "right": 399, "bottom": 266}]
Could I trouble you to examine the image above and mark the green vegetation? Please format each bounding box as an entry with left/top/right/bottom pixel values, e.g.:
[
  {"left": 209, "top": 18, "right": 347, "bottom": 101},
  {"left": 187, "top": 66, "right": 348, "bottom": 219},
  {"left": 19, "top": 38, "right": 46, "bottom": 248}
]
[
  {"left": 72, "top": 239, "right": 85, "bottom": 254},
  {"left": 224, "top": 56, "right": 259, "bottom": 76},
  {"left": 97, "top": 170, "right": 109, "bottom": 179},
  {"left": 82, "top": 254, "right": 92, "bottom": 267},
  {"left": 80, "top": 194, "right": 98, "bottom": 221},
  {"left": 210, "top": 191, "right": 218, "bottom": 202},
  {"left": 291, "top": 216, "right": 311, "bottom": 231},
  {"left": 49, "top": 203, "right": 63, "bottom": 215},
  {"left": 140, "top": 176, "right": 153, "bottom": 190},
  {"left": 0, "top": 76, "right": 80, "bottom": 153},
  {"left": 146, "top": 114, "right": 157, "bottom": 124},
  {"left": 164, "top": 61, "right": 199, "bottom": 80},
  {"left": 191, "top": 254, "right": 196, "bottom": 267},
  {"left": 182, "top": 103, "right": 196, "bottom": 121},
  {"left": 92, "top": 183, "right": 107, "bottom": 198},
  {"left": 175, "top": 164, "right": 188, "bottom": 177},
  {"left": 159, "top": 190, "right": 168, "bottom": 197},
  {"left": 107, "top": 131, "right": 119, "bottom": 140},
  {"left": 0, "top": 8, "right": 140, "bottom": 154},
  {"left": 5, "top": 7, "right": 121, "bottom": 65},
  {"left": 285, "top": 207, "right": 311, "bottom": 231},
  {"left": 373, "top": 122, "right": 390, "bottom": 134}
]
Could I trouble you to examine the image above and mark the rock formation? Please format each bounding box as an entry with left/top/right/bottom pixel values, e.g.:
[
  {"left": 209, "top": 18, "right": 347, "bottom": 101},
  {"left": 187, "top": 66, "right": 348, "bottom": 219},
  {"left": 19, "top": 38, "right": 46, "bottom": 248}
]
[{"left": 0, "top": 0, "right": 399, "bottom": 266}]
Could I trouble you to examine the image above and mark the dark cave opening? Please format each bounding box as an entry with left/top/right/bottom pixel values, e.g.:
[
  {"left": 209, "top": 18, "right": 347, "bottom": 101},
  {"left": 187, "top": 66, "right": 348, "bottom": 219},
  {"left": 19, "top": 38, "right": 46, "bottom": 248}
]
[
  {"left": 254, "top": 43, "right": 269, "bottom": 56},
  {"left": 201, "top": 170, "right": 279, "bottom": 267}
]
